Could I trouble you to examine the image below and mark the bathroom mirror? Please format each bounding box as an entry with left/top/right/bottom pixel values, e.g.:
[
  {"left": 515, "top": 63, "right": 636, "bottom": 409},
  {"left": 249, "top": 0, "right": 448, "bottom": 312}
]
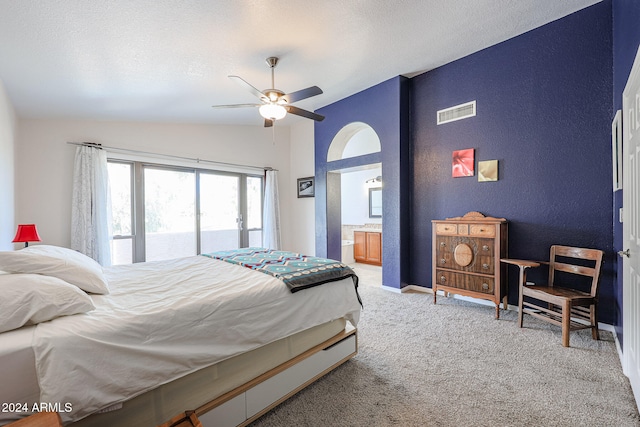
[{"left": 369, "top": 188, "right": 382, "bottom": 218}]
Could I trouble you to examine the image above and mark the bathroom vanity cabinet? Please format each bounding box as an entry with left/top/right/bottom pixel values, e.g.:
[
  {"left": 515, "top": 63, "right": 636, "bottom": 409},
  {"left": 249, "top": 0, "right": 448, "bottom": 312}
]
[{"left": 353, "top": 230, "right": 382, "bottom": 266}]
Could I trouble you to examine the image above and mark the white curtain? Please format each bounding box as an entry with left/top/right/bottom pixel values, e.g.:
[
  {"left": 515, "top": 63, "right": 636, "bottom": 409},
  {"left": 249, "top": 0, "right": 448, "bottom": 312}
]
[
  {"left": 71, "top": 145, "right": 112, "bottom": 266},
  {"left": 262, "top": 169, "right": 281, "bottom": 250}
]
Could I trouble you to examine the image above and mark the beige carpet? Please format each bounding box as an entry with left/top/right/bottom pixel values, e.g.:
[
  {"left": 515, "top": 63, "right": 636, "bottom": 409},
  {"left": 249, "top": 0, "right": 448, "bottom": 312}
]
[{"left": 249, "top": 267, "right": 640, "bottom": 427}]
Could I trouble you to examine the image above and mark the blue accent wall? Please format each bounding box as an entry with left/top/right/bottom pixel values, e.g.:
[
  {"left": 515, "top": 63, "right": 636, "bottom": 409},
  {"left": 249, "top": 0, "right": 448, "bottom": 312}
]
[
  {"left": 314, "top": 2, "right": 623, "bottom": 326},
  {"left": 314, "top": 76, "right": 410, "bottom": 289},
  {"left": 612, "top": 0, "right": 640, "bottom": 342},
  {"left": 410, "top": 1, "right": 614, "bottom": 323}
]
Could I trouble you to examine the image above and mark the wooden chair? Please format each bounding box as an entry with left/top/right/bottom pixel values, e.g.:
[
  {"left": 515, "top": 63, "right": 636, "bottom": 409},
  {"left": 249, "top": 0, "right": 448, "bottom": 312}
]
[{"left": 502, "top": 245, "right": 604, "bottom": 347}]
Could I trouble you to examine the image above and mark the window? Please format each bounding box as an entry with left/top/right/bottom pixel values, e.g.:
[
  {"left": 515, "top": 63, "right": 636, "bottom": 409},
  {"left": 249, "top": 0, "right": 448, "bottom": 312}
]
[
  {"left": 108, "top": 160, "right": 263, "bottom": 265},
  {"left": 107, "top": 162, "right": 134, "bottom": 265}
]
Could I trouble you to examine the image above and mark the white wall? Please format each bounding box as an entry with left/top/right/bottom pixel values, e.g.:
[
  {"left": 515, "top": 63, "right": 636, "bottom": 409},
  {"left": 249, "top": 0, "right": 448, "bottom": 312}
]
[
  {"left": 341, "top": 167, "right": 382, "bottom": 226},
  {"left": 288, "top": 120, "right": 316, "bottom": 255},
  {"left": 15, "top": 119, "right": 297, "bottom": 250},
  {"left": 0, "top": 79, "right": 16, "bottom": 251}
]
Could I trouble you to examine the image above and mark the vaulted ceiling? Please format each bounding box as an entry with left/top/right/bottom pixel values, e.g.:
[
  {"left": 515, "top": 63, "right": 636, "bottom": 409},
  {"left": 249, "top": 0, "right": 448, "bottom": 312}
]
[{"left": 0, "top": 0, "right": 601, "bottom": 125}]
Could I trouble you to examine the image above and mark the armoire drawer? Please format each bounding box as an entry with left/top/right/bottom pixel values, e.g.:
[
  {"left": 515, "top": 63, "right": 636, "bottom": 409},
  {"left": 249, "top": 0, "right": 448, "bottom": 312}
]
[
  {"left": 435, "top": 236, "right": 495, "bottom": 274},
  {"left": 435, "top": 223, "right": 458, "bottom": 235},
  {"left": 435, "top": 270, "right": 495, "bottom": 294},
  {"left": 469, "top": 224, "right": 496, "bottom": 237}
]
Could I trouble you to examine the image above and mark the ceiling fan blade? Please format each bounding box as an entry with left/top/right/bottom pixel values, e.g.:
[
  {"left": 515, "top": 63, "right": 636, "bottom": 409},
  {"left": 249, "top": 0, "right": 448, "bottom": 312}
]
[
  {"left": 211, "top": 103, "right": 261, "bottom": 109},
  {"left": 285, "top": 105, "right": 325, "bottom": 122},
  {"left": 264, "top": 118, "right": 274, "bottom": 128},
  {"left": 280, "top": 86, "right": 323, "bottom": 104},
  {"left": 228, "top": 75, "right": 268, "bottom": 102}
]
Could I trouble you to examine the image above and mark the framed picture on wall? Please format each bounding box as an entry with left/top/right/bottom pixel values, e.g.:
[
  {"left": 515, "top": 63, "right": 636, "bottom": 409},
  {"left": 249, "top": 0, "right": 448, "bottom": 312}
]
[
  {"left": 478, "top": 160, "right": 498, "bottom": 182},
  {"left": 612, "top": 109, "right": 623, "bottom": 191},
  {"left": 452, "top": 148, "right": 475, "bottom": 177},
  {"left": 297, "top": 177, "right": 315, "bottom": 198}
]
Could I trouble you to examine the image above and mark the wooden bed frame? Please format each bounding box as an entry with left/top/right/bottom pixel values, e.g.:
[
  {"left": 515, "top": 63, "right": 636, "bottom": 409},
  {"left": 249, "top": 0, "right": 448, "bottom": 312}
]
[
  {"left": 160, "top": 327, "right": 357, "bottom": 427},
  {"left": 5, "top": 412, "right": 63, "bottom": 427}
]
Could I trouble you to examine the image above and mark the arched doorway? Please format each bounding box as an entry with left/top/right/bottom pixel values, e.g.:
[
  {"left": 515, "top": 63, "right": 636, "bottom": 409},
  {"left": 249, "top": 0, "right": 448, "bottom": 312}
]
[
  {"left": 327, "top": 123, "right": 382, "bottom": 287},
  {"left": 327, "top": 122, "right": 381, "bottom": 161}
]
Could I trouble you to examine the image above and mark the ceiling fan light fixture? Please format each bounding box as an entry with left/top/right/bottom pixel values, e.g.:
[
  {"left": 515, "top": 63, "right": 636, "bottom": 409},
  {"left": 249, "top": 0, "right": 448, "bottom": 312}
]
[
  {"left": 259, "top": 103, "right": 287, "bottom": 121},
  {"left": 214, "top": 57, "right": 324, "bottom": 126}
]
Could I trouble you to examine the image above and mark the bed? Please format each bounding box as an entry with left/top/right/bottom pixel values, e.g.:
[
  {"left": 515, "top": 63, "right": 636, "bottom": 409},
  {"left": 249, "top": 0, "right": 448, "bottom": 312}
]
[{"left": 0, "top": 246, "right": 361, "bottom": 426}]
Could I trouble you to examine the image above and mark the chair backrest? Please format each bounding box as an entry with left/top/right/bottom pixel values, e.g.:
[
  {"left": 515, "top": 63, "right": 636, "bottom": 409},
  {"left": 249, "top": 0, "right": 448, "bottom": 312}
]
[{"left": 548, "top": 245, "right": 604, "bottom": 297}]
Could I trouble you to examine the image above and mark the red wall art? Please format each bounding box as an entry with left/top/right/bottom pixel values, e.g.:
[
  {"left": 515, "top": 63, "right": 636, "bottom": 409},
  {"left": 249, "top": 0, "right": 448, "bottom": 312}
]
[{"left": 452, "top": 148, "right": 475, "bottom": 177}]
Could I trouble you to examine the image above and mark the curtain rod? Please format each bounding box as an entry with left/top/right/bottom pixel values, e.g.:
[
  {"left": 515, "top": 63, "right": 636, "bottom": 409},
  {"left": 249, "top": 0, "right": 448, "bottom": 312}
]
[{"left": 66, "top": 141, "right": 276, "bottom": 171}]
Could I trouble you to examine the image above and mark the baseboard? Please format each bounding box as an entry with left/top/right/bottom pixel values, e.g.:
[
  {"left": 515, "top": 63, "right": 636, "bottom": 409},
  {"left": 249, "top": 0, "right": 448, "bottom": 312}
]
[
  {"left": 400, "top": 285, "right": 432, "bottom": 294},
  {"left": 607, "top": 325, "right": 627, "bottom": 405},
  {"left": 382, "top": 284, "right": 435, "bottom": 294},
  {"left": 598, "top": 322, "right": 616, "bottom": 333},
  {"left": 414, "top": 287, "right": 515, "bottom": 310},
  {"left": 398, "top": 285, "right": 617, "bottom": 332},
  {"left": 612, "top": 325, "right": 624, "bottom": 365},
  {"left": 380, "top": 284, "right": 402, "bottom": 293}
]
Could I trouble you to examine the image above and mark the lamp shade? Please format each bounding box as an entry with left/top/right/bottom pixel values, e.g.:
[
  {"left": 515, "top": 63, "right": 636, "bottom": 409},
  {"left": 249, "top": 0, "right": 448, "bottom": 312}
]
[{"left": 12, "top": 224, "right": 41, "bottom": 244}]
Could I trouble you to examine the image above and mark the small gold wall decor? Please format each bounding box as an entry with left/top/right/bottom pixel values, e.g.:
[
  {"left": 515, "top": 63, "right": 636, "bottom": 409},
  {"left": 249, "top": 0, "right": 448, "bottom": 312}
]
[{"left": 478, "top": 160, "right": 498, "bottom": 182}]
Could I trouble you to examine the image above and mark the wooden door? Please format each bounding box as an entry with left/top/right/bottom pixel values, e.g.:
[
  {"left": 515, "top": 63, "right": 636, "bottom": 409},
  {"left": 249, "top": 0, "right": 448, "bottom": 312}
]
[
  {"left": 353, "top": 231, "right": 366, "bottom": 262},
  {"left": 366, "top": 232, "right": 382, "bottom": 265},
  {"left": 622, "top": 44, "right": 640, "bottom": 409}
]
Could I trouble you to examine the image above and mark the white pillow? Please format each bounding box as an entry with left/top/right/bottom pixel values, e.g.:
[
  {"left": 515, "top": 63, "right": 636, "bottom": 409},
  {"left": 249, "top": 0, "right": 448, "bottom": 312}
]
[
  {"left": 0, "top": 274, "right": 95, "bottom": 333},
  {"left": 0, "top": 245, "right": 109, "bottom": 294}
]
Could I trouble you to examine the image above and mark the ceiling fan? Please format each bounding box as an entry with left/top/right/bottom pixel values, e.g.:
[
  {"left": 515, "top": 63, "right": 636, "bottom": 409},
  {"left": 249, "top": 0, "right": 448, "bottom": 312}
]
[{"left": 212, "top": 57, "right": 325, "bottom": 127}]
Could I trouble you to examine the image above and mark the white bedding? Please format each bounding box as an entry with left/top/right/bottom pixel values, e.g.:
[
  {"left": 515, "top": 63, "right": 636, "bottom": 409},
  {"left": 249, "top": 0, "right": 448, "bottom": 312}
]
[
  {"left": 30, "top": 255, "right": 360, "bottom": 424},
  {"left": 0, "top": 326, "right": 39, "bottom": 412}
]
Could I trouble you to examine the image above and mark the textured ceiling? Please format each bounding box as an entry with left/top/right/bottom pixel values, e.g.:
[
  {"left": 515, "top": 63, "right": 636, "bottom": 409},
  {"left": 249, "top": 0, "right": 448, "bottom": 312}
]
[{"left": 0, "top": 0, "right": 601, "bottom": 126}]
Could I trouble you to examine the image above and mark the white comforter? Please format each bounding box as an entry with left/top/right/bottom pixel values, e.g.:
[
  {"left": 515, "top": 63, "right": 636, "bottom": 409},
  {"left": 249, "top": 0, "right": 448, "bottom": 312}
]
[{"left": 32, "top": 256, "right": 361, "bottom": 423}]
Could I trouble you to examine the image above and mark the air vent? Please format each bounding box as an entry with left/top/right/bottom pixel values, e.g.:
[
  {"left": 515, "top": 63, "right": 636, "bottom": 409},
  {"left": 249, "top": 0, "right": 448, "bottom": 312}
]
[{"left": 437, "top": 101, "right": 476, "bottom": 125}]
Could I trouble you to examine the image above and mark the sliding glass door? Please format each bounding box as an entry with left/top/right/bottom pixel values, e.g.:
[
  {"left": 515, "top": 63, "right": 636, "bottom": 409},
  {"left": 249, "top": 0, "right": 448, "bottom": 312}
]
[
  {"left": 246, "top": 176, "right": 263, "bottom": 247},
  {"left": 108, "top": 160, "right": 263, "bottom": 265},
  {"left": 199, "top": 172, "right": 240, "bottom": 253},
  {"left": 144, "top": 167, "right": 196, "bottom": 262}
]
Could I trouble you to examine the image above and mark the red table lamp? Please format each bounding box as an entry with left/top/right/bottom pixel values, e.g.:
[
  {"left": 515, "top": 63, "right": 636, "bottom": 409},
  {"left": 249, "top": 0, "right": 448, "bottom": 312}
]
[{"left": 12, "top": 224, "right": 41, "bottom": 247}]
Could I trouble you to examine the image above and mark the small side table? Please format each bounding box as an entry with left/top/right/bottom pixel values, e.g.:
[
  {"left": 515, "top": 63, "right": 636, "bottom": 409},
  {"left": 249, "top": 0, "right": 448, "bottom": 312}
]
[{"left": 500, "top": 259, "right": 541, "bottom": 325}]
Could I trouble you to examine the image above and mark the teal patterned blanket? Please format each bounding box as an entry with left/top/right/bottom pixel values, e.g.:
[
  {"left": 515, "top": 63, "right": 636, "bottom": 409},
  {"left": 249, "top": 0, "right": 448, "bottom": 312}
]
[{"left": 202, "top": 248, "right": 360, "bottom": 303}]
